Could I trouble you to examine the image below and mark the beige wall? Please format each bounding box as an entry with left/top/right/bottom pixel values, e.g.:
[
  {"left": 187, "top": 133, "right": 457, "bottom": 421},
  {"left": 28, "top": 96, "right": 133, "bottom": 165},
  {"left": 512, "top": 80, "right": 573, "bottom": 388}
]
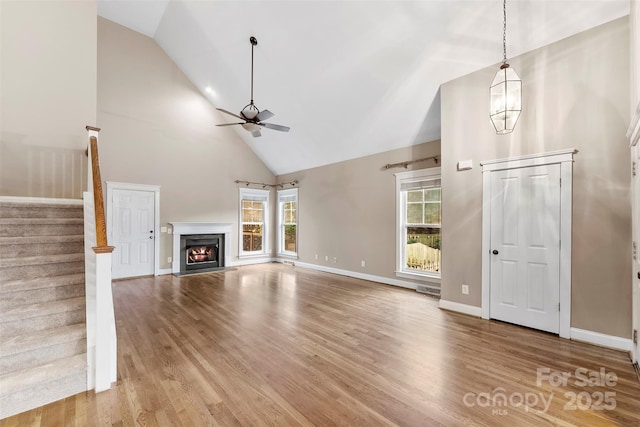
[
  {"left": 441, "top": 18, "right": 631, "bottom": 338},
  {"left": 278, "top": 140, "right": 440, "bottom": 283},
  {"left": 97, "top": 18, "right": 276, "bottom": 269},
  {"left": 0, "top": 0, "right": 96, "bottom": 198}
]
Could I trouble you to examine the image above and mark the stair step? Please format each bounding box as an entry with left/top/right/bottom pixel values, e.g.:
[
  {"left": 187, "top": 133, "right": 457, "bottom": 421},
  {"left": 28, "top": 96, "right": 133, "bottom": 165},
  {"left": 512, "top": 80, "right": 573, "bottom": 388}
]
[
  {"left": 0, "top": 254, "right": 84, "bottom": 281},
  {"left": 0, "top": 235, "right": 84, "bottom": 257},
  {"left": 0, "top": 253, "right": 84, "bottom": 269},
  {"left": 0, "top": 324, "right": 86, "bottom": 373},
  {"left": 0, "top": 282, "right": 85, "bottom": 310},
  {"left": 0, "top": 353, "right": 86, "bottom": 419},
  {"left": 1, "top": 296, "right": 86, "bottom": 323},
  {"left": 0, "top": 201, "right": 83, "bottom": 219},
  {"left": 0, "top": 273, "right": 85, "bottom": 293},
  {"left": 0, "top": 297, "right": 86, "bottom": 338},
  {"left": 0, "top": 218, "right": 84, "bottom": 238}
]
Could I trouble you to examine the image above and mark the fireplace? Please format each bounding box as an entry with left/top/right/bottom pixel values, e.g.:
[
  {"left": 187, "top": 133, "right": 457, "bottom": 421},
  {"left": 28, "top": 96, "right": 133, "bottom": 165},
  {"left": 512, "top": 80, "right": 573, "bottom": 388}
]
[
  {"left": 170, "top": 222, "right": 232, "bottom": 275},
  {"left": 180, "top": 234, "right": 224, "bottom": 273}
]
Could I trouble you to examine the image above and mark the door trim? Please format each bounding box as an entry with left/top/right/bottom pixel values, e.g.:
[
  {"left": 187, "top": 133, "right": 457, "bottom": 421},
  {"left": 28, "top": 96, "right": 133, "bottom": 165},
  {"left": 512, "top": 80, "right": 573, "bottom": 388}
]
[
  {"left": 480, "top": 149, "right": 577, "bottom": 339},
  {"left": 106, "top": 182, "right": 161, "bottom": 276}
]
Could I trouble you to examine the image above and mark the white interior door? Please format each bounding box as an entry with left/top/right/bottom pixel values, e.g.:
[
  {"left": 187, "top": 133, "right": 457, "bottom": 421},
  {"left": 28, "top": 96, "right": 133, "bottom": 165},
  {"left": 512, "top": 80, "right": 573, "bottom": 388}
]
[
  {"left": 490, "top": 164, "right": 561, "bottom": 334},
  {"left": 111, "top": 188, "right": 155, "bottom": 279},
  {"left": 632, "top": 144, "right": 640, "bottom": 362}
]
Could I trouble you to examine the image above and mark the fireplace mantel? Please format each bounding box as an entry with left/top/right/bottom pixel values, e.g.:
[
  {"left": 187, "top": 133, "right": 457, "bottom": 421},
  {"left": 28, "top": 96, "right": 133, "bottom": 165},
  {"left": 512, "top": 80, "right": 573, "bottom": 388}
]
[{"left": 170, "top": 222, "right": 232, "bottom": 274}]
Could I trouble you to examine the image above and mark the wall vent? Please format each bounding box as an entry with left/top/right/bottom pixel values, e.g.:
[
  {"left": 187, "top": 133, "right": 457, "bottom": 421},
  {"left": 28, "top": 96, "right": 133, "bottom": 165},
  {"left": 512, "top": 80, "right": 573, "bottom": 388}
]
[{"left": 416, "top": 284, "right": 440, "bottom": 298}]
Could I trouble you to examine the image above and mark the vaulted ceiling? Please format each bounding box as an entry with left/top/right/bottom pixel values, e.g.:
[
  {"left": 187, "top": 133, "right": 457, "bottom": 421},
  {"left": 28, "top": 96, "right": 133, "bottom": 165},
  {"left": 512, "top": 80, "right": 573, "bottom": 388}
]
[{"left": 98, "top": 0, "right": 629, "bottom": 175}]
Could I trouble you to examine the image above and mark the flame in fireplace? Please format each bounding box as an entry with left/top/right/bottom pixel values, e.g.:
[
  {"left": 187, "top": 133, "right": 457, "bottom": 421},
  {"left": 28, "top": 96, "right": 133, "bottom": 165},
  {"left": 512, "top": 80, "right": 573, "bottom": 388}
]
[{"left": 188, "top": 246, "right": 213, "bottom": 263}]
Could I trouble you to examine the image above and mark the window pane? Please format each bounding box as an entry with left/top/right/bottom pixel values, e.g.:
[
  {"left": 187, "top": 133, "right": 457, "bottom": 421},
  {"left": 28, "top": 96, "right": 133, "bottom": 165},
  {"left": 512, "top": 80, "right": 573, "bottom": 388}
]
[
  {"left": 406, "top": 203, "right": 423, "bottom": 224},
  {"left": 407, "top": 190, "right": 423, "bottom": 202},
  {"left": 405, "top": 227, "right": 440, "bottom": 273},
  {"left": 424, "top": 203, "right": 441, "bottom": 224},
  {"left": 424, "top": 188, "right": 441, "bottom": 202},
  {"left": 284, "top": 224, "right": 296, "bottom": 252},
  {"left": 243, "top": 224, "right": 263, "bottom": 252},
  {"left": 253, "top": 204, "right": 263, "bottom": 222}
]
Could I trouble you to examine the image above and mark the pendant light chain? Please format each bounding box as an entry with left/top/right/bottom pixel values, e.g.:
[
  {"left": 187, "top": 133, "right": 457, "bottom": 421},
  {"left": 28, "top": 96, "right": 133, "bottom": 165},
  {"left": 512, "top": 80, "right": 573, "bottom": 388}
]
[{"left": 502, "top": 0, "right": 507, "bottom": 64}]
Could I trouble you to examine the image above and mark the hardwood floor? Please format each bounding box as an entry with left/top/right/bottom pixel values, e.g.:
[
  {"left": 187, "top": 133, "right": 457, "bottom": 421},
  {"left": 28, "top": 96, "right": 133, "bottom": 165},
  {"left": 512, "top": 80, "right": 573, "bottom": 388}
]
[{"left": 2, "top": 263, "right": 639, "bottom": 426}]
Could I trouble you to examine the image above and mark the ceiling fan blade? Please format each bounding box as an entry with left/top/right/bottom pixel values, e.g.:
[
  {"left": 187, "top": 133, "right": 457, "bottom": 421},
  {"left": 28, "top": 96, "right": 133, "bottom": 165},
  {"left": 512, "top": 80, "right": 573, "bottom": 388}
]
[
  {"left": 256, "top": 109, "right": 274, "bottom": 122},
  {"left": 216, "top": 108, "right": 245, "bottom": 121},
  {"left": 251, "top": 130, "right": 262, "bottom": 137},
  {"left": 261, "top": 122, "right": 290, "bottom": 132},
  {"left": 216, "top": 122, "right": 244, "bottom": 127}
]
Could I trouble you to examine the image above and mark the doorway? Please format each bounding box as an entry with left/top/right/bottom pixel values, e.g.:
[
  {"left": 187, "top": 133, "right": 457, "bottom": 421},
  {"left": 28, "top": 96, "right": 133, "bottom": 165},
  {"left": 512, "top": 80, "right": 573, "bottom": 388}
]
[
  {"left": 481, "top": 150, "right": 576, "bottom": 338},
  {"left": 106, "top": 182, "right": 160, "bottom": 279}
]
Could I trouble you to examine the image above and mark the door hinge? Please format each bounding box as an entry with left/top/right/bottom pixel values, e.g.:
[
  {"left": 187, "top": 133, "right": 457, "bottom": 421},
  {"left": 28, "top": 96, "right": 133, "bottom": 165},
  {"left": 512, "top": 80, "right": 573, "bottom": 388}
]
[
  {"left": 634, "top": 329, "right": 638, "bottom": 345},
  {"left": 634, "top": 241, "right": 638, "bottom": 261},
  {"left": 633, "top": 161, "right": 637, "bottom": 177},
  {"left": 558, "top": 302, "right": 561, "bottom": 312}
]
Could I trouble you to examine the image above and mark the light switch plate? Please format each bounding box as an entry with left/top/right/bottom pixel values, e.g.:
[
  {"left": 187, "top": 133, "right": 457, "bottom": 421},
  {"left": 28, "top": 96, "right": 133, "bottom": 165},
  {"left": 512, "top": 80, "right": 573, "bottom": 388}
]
[{"left": 457, "top": 160, "right": 473, "bottom": 171}]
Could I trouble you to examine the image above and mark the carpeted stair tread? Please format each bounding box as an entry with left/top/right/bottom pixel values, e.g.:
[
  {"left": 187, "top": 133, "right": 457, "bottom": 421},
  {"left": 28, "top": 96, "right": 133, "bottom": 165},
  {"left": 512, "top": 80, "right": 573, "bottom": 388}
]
[
  {"left": 0, "top": 324, "right": 86, "bottom": 358},
  {"left": 0, "top": 218, "right": 84, "bottom": 225},
  {"left": 0, "top": 200, "right": 83, "bottom": 209},
  {"left": 0, "top": 297, "right": 85, "bottom": 323},
  {"left": 0, "top": 273, "right": 85, "bottom": 294},
  {"left": 0, "top": 354, "right": 86, "bottom": 414},
  {"left": 0, "top": 202, "right": 83, "bottom": 219},
  {"left": 0, "top": 253, "right": 84, "bottom": 268},
  {"left": 0, "top": 235, "right": 84, "bottom": 245}
]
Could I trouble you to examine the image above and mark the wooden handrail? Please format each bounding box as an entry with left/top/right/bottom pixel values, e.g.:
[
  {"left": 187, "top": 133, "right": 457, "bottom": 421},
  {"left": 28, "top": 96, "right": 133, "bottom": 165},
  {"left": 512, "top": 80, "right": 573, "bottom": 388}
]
[{"left": 89, "top": 135, "right": 114, "bottom": 254}]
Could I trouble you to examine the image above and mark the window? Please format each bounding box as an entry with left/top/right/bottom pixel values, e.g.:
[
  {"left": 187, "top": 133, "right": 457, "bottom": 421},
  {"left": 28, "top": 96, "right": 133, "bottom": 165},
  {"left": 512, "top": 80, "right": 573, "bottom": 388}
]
[
  {"left": 396, "top": 167, "right": 441, "bottom": 280},
  {"left": 277, "top": 188, "right": 298, "bottom": 257},
  {"left": 239, "top": 188, "right": 269, "bottom": 256}
]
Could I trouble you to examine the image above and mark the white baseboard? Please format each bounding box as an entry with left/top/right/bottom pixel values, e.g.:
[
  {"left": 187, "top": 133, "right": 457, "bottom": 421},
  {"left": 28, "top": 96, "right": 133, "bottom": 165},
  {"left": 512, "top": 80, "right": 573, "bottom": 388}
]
[
  {"left": 0, "top": 195, "right": 83, "bottom": 205},
  {"left": 438, "top": 299, "right": 482, "bottom": 317},
  {"left": 229, "top": 257, "right": 276, "bottom": 267},
  {"left": 157, "top": 268, "right": 173, "bottom": 276},
  {"left": 570, "top": 328, "right": 632, "bottom": 352},
  {"left": 293, "top": 261, "right": 439, "bottom": 291}
]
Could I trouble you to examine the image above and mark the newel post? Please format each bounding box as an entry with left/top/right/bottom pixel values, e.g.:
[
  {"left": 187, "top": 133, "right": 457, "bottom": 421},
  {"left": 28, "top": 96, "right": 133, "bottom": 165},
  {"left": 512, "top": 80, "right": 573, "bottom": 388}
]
[{"left": 84, "top": 126, "right": 117, "bottom": 392}]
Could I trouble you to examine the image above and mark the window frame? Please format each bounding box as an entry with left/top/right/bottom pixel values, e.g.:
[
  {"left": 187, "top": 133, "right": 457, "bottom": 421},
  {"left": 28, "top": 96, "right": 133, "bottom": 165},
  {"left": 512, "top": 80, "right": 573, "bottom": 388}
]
[
  {"left": 395, "top": 167, "right": 442, "bottom": 282},
  {"left": 238, "top": 188, "right": 270, "bottom": 258},
  {"left": 277, "top": 188, "right": 298, "bottom": 258}
]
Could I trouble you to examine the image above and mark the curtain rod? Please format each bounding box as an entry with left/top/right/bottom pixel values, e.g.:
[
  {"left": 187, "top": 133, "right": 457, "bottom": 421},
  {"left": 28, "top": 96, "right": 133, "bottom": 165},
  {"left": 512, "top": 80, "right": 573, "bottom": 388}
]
[
  {"left": 383, "top": 156, "right": 439, "bottom": 170},
  {"left": 235, "top": 180, "right": 299, "bottom": 189}
]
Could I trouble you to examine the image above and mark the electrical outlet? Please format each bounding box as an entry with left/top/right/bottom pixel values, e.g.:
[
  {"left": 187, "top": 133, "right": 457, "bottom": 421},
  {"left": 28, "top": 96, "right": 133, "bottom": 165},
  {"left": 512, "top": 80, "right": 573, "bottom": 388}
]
[
  {"left": 168, "top": 256, "right": 172, "bottom": 263},
  {"left": 168, "top": 228, "right": 172, "bottom": 235},
  {"left": 461, "top": 284, "right": 469, "bottom": 295},
  {"left": 333, "top": 257, "right": 337, "bottom": 263},
  {"left": 161, "top": 226, "right": 167, "bottom": 233},
  {"left": 325, "top": 255, "right": 329, "bottom": 262},
  {"left": 315, "top": 254, "right": 318, "bottom": 260},
  {"left": 361, "top": 260, "right": 366, "bottom": 267}
]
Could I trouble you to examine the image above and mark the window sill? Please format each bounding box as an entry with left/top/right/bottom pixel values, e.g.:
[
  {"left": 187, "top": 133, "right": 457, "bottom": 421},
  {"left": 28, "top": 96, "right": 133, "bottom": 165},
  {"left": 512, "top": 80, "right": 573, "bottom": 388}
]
[
  {"left": 395, "top": 270, "right": 441, "bottom": 284},
  {"left": 277, "top": 253, "right": 298, "bottom": 260}
]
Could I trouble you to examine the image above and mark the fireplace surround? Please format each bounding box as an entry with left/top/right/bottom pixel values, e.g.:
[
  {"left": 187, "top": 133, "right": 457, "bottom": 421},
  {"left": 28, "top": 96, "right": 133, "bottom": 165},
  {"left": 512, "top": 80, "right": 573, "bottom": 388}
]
[{"left": 170, "top": 223, "right": 232, "bottom": 274}]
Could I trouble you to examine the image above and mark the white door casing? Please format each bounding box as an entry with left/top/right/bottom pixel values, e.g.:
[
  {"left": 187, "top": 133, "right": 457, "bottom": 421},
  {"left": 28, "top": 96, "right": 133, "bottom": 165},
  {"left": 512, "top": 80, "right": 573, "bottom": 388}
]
[
  {"left": 106, "top": 182, "right": 160, "bottom": 279},
  {"left": 489, "top": 164, "right": 561, "bottom": 333},
  {"left": 481, "top": 149, "right": 576, "bottom": 339}
]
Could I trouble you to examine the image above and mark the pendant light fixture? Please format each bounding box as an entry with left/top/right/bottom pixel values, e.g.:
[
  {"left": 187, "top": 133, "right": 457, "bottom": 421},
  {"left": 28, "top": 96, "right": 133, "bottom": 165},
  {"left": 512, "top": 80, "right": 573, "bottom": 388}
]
[{"left": 490, "top": 0, "right": 521, "bottom": 134}]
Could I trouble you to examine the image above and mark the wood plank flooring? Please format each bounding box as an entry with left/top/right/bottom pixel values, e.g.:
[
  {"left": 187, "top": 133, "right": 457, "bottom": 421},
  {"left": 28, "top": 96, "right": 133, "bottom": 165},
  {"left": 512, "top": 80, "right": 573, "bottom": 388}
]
[{"left": 2, "top": 263, "right": 639, "bottom": 426}]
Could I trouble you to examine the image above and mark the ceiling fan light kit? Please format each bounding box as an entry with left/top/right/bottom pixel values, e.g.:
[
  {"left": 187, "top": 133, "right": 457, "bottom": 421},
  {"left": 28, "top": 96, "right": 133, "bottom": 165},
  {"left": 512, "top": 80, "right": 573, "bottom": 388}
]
[
  {"left": 216, "top": 36, "right": 290, "bottom": 137},
  {"left": 490, "top": 0, "right": 521, "bottom": 135}
]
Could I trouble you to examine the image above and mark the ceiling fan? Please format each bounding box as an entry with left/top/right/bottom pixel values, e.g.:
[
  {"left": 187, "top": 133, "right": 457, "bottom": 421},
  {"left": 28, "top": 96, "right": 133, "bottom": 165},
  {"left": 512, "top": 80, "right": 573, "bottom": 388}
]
[{"left": 216, "top": 36, "right": 290, "bottom": 138}]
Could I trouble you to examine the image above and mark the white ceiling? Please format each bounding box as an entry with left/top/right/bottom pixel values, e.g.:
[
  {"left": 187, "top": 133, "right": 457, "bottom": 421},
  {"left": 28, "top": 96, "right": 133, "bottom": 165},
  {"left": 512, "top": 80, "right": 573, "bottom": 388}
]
[{"left": 97, "top": 0, "right": 629, "bottom": 175}]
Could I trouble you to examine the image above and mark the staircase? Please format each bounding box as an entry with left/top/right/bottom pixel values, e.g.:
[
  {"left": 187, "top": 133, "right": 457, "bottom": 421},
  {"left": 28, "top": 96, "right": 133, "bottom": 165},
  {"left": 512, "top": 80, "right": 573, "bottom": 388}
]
[{"left": 0, "top": 199, "right": 87, "bottom": 419}]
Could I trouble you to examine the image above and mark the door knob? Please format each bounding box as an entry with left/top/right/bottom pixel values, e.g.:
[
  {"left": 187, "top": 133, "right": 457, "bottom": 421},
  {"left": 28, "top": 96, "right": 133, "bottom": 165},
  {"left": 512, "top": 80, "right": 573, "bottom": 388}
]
[
  {"left": 149, "top": 236, "right": 153, "bottom": 240},
  {"left": 150, "top": 230, "right": 153, "bottom": 233},
  {"left": 492, "top": 250, "right": 499, "bottom": 255}
]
